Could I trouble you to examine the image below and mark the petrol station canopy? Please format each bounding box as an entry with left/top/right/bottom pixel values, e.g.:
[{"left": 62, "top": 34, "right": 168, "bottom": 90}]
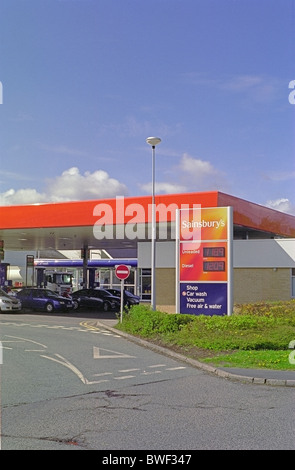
[{"left": 1, "top": 191, "right": 295, "bottom": 257}]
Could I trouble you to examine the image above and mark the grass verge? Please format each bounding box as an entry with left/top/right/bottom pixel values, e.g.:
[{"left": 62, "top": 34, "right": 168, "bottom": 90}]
[{"left": 115, "top": 301, "right": 295, "bottom": 370}]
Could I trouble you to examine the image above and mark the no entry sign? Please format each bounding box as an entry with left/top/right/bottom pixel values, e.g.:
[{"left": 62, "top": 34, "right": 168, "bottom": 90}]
[{"left": 115, "top": 264, "right": 130, "bottom": 280}]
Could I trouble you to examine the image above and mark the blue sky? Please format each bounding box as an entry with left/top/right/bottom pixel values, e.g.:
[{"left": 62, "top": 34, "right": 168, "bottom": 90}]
[{"left": 0, "top": 0, "right": 294, "bottom": 213}]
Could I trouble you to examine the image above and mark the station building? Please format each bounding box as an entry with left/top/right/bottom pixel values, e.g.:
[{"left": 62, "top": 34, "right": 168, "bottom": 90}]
[{"left": 0, "top": 190, "right": 294, "bottom": 313}]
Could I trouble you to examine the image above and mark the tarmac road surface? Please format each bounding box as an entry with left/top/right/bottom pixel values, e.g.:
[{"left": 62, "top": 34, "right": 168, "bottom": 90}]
[{"left": 0, "top": 310, "right": 295, "bottom": 450}]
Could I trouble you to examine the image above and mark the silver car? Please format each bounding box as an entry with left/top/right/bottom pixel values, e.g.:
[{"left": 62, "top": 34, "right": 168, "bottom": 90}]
[{"left": 0, "top": 288, "right": 22, "bottom": 312}]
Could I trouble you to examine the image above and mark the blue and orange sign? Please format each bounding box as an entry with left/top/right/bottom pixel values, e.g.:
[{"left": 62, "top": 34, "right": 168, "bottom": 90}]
[{"left": 176, "top": 207, "right": 233, "bottom": 316}]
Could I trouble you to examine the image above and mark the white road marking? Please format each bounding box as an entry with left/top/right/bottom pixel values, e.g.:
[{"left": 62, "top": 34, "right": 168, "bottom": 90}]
[
  {"left": 40, "top": 353, "right": 87, "bottom": 384},
  {"left": 4, "top": 335, "right": 47, "bottom": 351},
  {"left": 45, "top": 325, "right": 66, "bottom": 329},
  {"left": 87, "top": 379, "right": 110, "bottom": 384},
  {"left": 141, "top": 370, "right": 162, "bottom": 375},
  {"left": 0, "top": 321, "right": 120, "bottom": 337},
  {"left": 30, "top": 324, "right": 51, "bottom": 328},
  {"left": 93, "top": 346, "right": 135, "bottom": 359},
  {"left": 1, "top": 325, "right": 189, "bottom": 386},
  {"left": 114, "top": 375, "right": 135, "bottom": 380},
  {"left": 40, "top": 353, "right": 109, "bottom": 385},
  {"left": 93, "top": 372, "right": 113, "bottom": 377},
  {"left": 148, "top": 364, "right": 166, "bottom": 368}
]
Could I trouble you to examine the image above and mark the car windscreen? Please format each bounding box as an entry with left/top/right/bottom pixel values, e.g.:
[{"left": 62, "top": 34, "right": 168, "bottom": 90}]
[
  {"left": 44, "top": 290, "right": 59, "bottom": 297},
  {"left": 0, "top": 288, "right": 11, "bottom": 298}
]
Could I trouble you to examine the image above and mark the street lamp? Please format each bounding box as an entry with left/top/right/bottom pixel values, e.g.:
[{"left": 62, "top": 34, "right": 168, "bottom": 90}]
[{"left": 146, "top": 136, "right": 161, "bottom": 310}]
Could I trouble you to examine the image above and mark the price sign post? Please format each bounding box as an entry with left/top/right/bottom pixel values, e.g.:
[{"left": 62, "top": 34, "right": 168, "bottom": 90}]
[
  {"left": 176, "top": 207, "right": 233, "bottom": 316},
  {"left": 115, "top": 265, "right": 130, "bottom": 322}
]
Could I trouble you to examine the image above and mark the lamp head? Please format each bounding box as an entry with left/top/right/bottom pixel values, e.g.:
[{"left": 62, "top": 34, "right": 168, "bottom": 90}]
[{"left": 146, "top": 137, "right": 161, "bottom": 147}]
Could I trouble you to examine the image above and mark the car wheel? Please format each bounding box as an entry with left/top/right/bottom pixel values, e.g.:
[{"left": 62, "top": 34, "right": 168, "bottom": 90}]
[
  {"left": 45, "top": 303, "right": 54, "bottom": 313},
  {"left": 103, "top": 301, "right": 109, "bottom": 312}
]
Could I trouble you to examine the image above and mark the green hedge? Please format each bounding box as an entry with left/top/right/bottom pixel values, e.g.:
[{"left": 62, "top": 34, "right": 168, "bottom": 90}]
[{"left": 116, "top": 302, "right": 295, "bottom": 352}]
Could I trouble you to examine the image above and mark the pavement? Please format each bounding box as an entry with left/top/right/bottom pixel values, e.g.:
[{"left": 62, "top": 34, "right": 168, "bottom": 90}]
[{"left": 96, "top": 315, "right": 295, "bottom": 388}]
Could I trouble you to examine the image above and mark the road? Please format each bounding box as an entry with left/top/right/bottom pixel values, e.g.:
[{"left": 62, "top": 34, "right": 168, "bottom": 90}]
[{"left": 0, "top": 310, "right": 294, "bottom": 450}]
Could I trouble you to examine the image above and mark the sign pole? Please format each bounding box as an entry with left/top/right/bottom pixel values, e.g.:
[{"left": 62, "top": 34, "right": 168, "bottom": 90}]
[
  {"left": 120, "top": 279, "right": 124, "bottom": 323},
  {"left": 115, "top": 264, "right": 130, "bottom": 323}
]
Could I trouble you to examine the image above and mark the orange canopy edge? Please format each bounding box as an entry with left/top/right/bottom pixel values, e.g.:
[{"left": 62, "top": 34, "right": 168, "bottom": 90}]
[{"left": 0, "top": 191, "right": 294, "bottom": 238}]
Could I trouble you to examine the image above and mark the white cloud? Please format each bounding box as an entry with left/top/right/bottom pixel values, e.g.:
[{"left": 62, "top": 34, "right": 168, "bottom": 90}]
[
  {"left": 264, "top": 170, "right": 295, "bottom": 182},
  {"left": 1, "top": 164, "right": 294, "bottom": 220},
  {"left": 180, "top": 153, "right": 218, "bottom": 177},
  {"left": 140, "top": 182, "right": 186, "bottom": 194},
  {"left": 181, "top": 73, "right": 280, "bottom": 104},
  {"left": 0, "top": 188, "right": 47, "bottom": 205},
  {"left": 266, "top": 198, "right": 295, "bottom": 215},
  {"left": 139, "top": 153, "right": 227, "bottom": 194},
  {"left": 177, "top": 153, "right": 228, "bottom": 191},
  {"left": 47, "top": 167, "right": 128, "bottom": 201},
  {"left": 220, "top": 75, "right": 264, "bottom": 91},
  {"left": 0, "top": 167, "right": 128, "bottom": 205}
]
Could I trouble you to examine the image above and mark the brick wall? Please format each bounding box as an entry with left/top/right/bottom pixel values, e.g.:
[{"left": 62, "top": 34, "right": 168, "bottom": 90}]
[
  {"left": 154, "top": 267, "right": 292, "bottom": 312},
  {"left": 233, "top": 268, "right": 291, "bottom": 303},
  {"left": 156, "top": 268, "right": 176, "bottom": 313}
]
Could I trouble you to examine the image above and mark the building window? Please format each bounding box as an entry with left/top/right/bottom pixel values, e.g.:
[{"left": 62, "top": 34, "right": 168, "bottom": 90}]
[{"left": 139, "top": 269, "right": 151, "bottom": 301}]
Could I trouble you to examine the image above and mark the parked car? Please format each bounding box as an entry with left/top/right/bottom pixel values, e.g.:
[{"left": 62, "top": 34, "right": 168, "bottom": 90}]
[
  {"left": 0, "top": 288, "right": 22, "bottom": 312},
  {"left": 71, "top": 288, "right": 120, "bottom": 311},
  {"left": 16, "top": 287, "right": 74, "bottom": 313},
  {"left": 106, "top": 288, "right": 140, "bottom": 308},
  {"left": 71, "top": 289, "right": 104, "bottom": 311}
]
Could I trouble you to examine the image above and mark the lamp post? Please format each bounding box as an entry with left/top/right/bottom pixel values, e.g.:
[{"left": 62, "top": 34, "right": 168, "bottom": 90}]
[{"left": 146, "top": 136, "right": 161, "bottom": 310}]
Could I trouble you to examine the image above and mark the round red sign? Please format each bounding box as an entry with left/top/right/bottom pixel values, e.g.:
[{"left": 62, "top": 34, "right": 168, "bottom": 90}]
[{"left": 115, "top": 264, "right": 130, "bottom": 280}]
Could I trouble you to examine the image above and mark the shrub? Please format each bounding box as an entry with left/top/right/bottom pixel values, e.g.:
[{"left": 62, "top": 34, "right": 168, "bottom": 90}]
[
  {"left": 116, "top": 301, "right": 295, "bottom": 352},
  {"left": 235, "top": 300, "right": 295, "bottom": 323},
  {"left": 119, "top": 304, "right": 193, "bottom": 336}
]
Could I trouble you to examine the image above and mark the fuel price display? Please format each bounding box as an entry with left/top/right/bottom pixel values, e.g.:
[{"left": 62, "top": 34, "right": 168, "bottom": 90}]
[
  {"left": 203, "top": 247, "right": 225, "bottom": 258},
  {"left": 203, "top": 260, "right": 226, "bottom": 272}
]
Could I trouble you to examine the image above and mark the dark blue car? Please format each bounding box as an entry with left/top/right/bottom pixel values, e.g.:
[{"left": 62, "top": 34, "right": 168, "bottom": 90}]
[
  {"left": 71, "top": 288, "right": 120, "bottom": 311},
  {"left": 106, "top": 288, "right": 140, "bottom": 308},
  {"left": 16, "top": 287, "right": 74, "bottom": 313}
]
